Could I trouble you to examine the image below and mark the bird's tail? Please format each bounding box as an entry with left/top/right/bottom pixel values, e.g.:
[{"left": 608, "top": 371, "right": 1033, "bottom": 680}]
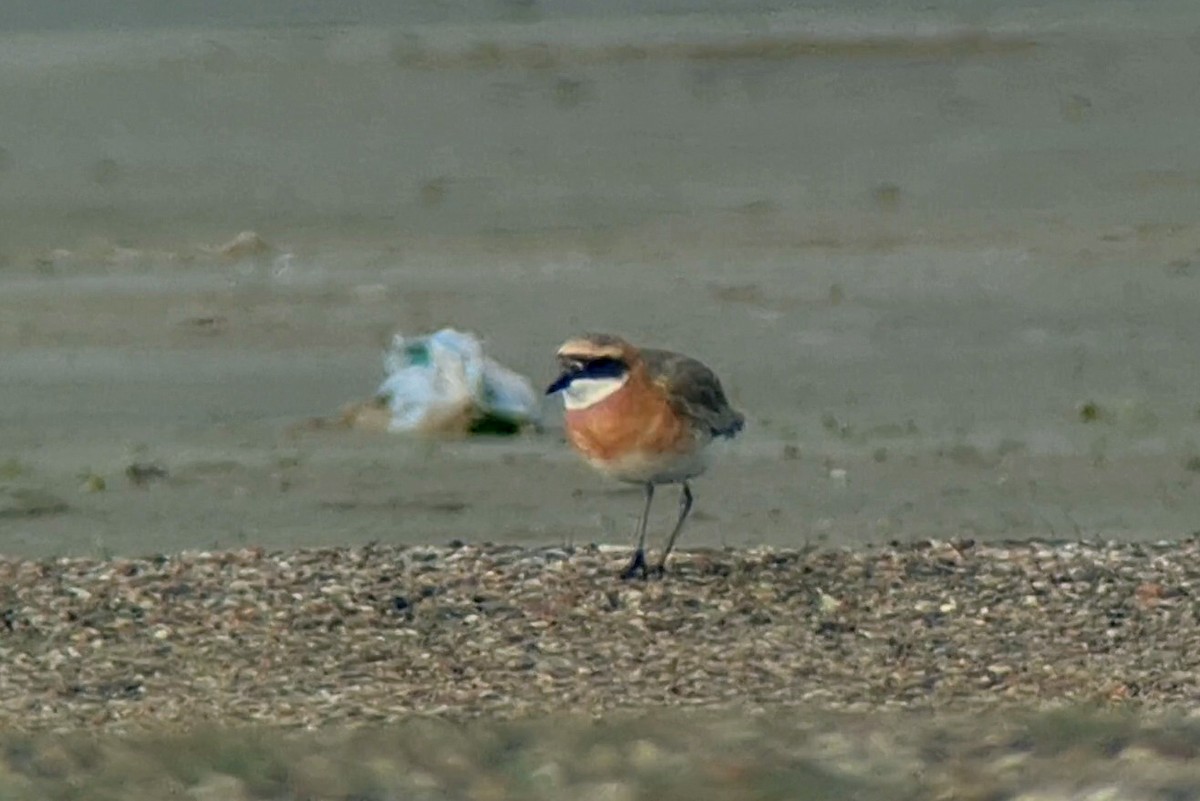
[{"left": 716, "top": 411, "right": 745, "bottom": 439}]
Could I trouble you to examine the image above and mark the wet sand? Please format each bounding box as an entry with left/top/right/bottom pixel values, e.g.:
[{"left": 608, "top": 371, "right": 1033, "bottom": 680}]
[
  {"left": 3, "top": 6, "right": 1200, "bottom": 560},
  {"left": 4, "top": 222, "right": 1200, "bottom": 559}
]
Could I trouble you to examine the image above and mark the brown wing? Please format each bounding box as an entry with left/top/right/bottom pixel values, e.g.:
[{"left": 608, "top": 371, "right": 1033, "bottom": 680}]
[{"left": 641, "top": 348, "right": 745, "bottom": 438}]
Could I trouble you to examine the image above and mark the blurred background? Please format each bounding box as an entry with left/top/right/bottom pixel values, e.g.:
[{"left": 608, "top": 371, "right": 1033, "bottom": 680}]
[{"left": 2, "top": 0, "right": 1200, "bottom": 557}]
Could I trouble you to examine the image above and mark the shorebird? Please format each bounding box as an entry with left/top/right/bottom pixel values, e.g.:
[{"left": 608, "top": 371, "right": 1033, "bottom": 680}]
[{"left": 545, "top": 333, "right": 744, "bottom": 579}]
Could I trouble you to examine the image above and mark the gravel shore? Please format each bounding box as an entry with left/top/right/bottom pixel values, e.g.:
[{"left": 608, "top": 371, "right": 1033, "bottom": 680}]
[
  {"left": 2, "top": 537, "right": 1199, "bottom": 733},
  {"left": 3, "top": 538, "right": 1200, "bottom": 799}
]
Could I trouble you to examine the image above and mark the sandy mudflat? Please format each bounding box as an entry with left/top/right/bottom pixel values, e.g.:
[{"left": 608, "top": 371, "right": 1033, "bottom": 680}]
[
  {"left": 3, "top": 7, "right": 1200, "bottom": 558},
  {"left": 3, "top": 221, "right": 1200, "bottom": 559}
]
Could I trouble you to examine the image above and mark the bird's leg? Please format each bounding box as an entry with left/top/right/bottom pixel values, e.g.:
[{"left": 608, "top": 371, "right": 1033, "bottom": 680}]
[
  {"left": 620, "top": 483, "right": 655, "bottom": 580},
  {"left": 651, "top": 482, "right": 694, "bottom": 578}
]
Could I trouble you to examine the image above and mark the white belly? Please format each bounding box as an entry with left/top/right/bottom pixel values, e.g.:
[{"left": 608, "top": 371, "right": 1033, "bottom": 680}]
[{"left": 592, "top": 441, "right": 711, "bottom": 484}]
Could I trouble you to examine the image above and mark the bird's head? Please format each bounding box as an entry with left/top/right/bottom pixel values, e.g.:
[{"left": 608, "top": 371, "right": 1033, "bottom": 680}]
[{"left": 545, "top": 333, "right": 636, "bottom": 398}]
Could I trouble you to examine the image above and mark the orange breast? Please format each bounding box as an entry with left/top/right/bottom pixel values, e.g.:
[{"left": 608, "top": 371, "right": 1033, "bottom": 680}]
[{"left": 563, "top": 372, "right": 692, "bottom": 464}]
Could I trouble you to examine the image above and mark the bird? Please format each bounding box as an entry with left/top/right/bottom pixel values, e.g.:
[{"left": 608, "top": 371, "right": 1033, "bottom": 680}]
[{"left": 545, "top": 333, "right": 744, "bottom": 579}]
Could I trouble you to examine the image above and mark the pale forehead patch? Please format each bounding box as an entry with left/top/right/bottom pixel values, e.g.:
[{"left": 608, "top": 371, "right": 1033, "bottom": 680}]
[{"left": 556, "top": 334, "right": 630, "bottom": 361}]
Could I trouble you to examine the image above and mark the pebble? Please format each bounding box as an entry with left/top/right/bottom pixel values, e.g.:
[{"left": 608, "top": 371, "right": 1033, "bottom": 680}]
[
  {"left": 187, "top": 774, "right": 250, "bottom": 801},
  {"left": 584, "top": 744, "right": 623, "bottom": 774},
  {"left": 530, "top": 761, "right": 566, "bottom": 790},
  {"left": 216, "top": 231, "right": 272, "bottom": 260},
  {"left": 575, "top": 781, "right": 636, "bottom": 801},
  {"left": 627, "top": 739, "right": 666, "bottom": 773}
]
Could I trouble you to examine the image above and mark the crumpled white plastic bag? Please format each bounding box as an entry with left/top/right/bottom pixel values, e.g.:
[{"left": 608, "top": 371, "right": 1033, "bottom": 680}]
[{"left": 376, "top": 328, "right": 540, "bottom": 434}]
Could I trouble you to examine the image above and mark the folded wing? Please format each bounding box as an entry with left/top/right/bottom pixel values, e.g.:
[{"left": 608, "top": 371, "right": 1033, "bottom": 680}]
[{"left": 642, "top": 348, "right": 745, "bottom": 439}]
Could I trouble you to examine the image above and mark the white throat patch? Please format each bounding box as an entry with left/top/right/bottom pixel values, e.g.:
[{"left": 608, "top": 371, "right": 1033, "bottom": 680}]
[{"left": 561, "top": 375, "right": 628, "bottom": 410}]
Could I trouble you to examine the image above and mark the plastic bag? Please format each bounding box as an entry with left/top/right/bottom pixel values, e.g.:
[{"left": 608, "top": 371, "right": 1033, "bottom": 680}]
[{"left": 375, "top": 328, "right": 540, "bottom": 435}]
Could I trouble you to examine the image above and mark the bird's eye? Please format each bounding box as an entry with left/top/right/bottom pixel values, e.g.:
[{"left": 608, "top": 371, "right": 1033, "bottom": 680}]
[{"left": 587, "top": 357, "right": 626, "bottom": 374}]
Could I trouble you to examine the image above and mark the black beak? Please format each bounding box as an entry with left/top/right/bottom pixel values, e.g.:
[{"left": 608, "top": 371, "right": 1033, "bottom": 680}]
[{"left": 545, "top": 370, "right": 574, "bottom": 395}]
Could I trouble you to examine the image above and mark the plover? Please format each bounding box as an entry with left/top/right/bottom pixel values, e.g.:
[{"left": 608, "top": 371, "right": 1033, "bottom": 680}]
[{"left": 546, "top": 333, "right": 744, "bottom": 578}]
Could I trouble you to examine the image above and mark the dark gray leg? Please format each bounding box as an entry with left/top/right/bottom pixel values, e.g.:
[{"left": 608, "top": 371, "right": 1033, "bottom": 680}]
[
  {"left": 620, "top": 483, "right": 655, "bottom": 580},
  {"left": 652, "top": 482, "right": 694, "bottom": 577}
]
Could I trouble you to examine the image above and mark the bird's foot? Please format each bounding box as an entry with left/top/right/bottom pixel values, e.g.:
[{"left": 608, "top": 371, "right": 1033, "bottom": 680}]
[
  {"left": 619, "top": 549, "right": 648, "bottom": 580},
  {"left": 647, "top": 562, "right": 668, "bottom": 580}
]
